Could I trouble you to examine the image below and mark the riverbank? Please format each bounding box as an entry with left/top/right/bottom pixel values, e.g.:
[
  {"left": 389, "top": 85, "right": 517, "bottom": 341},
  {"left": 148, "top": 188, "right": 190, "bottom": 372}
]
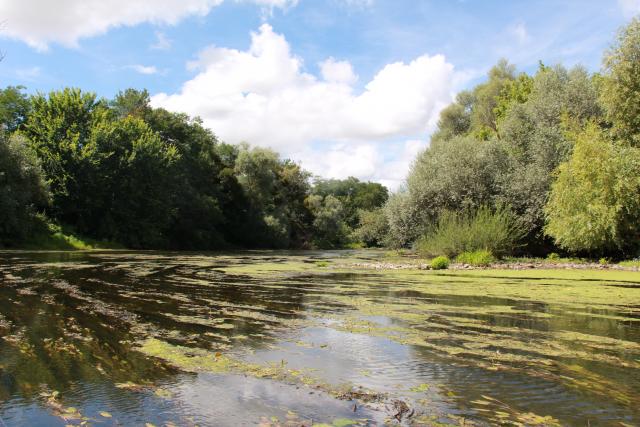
[{"left": 347, "top": 259, "right": 640, "bottom": 272}]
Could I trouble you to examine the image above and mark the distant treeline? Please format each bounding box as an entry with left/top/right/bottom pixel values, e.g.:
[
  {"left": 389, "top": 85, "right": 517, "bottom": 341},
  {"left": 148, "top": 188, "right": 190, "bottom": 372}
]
[
  {"left": 379, "top": 18, "right": 640, "bottom": 259},
  {"left": 0, "top": 87, "right": 387, "bottom": 249},
  {"left": 4, "top": 18, "right": 640, "bottom": 257}
]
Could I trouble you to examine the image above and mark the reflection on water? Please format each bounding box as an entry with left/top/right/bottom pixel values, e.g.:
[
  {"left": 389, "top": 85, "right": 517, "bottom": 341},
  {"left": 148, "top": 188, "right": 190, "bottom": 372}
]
[{"left": 0, "top": 250, "right": 639, "bottom": 426}]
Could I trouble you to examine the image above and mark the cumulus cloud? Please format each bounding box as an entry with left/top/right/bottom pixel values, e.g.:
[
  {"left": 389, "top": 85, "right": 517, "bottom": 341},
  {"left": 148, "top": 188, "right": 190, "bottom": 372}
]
[
  {"left": 0, "top": 0, "right": 295, "bottom": 50},
  {"left": 151, "top": 24, "right": 454, "bottom": 187},
  {"left": 320, "top": 57, "right": 358, "bottom": 85}
]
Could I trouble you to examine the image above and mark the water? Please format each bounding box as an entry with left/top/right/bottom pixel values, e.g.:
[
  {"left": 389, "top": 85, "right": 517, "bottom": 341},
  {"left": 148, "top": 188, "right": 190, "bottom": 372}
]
[{"left": 0, "top": 250, "right": 639, "bottom": 426}]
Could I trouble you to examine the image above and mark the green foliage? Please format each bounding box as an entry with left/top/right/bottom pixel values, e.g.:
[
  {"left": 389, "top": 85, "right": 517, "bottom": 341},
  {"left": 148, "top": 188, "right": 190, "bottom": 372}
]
[
  {"left": 81, "top": 116, "right": 179, "bottom": 248},
  {"left": 494, "top": 73, "right": 534, "bottom": 122},
  {"left": 394, "top": 59, "right": 603, "bottom": 255},
  {"left": 352, "top": 208, "right": 389, "bottom": 247},
  {"left": 455, "top": 250, "right": 496, "bottom": 266},
  {"left": 306, "top": 194, "right": 350, "bottom": 248},
  {"left": 383, "top": 191, "right": 424, "bottom": 248},
  {"left": 495, "top": 65, "right": 602, "bottom": 242},
  {"left": 0, "top": 133, "right": 49, "bottom": 245},
  {"left": 21, "top": 88, "right": 107, "bottom": 222},
  {"left": 312, "top": 176, "right": 388, "bottom": 228},
  {"left": 0, "top": 86, "right": 31, "bottom": 132},
  {"left": 416, "top": 205, "right": 525, "bottom": 258},
  {"left": 602, "top": 18, "right": 640, "bottom": 145},
  {"left": 23, "top": 220, "right": 122, "bottom": 250},
  {"left": 544, "top": 123, "right": 640, "bottom": 254},
  {"left": 547, "top": 252, "right": 560, "bottom": 261},
  {"left": 407, "top": 135, "right": 505, "bottom": 224},
  {"left": 470, "top": 59, "right": 516, "bottom": 139},
  {"left": 234, "top": 145, "right": 313, "bottom": 248},
  {"left": 430, "top": 256, "right": 450, "bottom": 270}
]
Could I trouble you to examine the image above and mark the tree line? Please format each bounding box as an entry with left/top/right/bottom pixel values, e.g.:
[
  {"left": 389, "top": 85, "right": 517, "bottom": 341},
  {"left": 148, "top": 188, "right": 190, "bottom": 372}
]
[
  {"left": 0, "top": 88, "right": 387, "bottom": 249},
  {"left": 375, "top": 18, "right": 640, "bottom": 259},
  {"left": 3, "top": 18, "right": 640, "bottom": 257}
]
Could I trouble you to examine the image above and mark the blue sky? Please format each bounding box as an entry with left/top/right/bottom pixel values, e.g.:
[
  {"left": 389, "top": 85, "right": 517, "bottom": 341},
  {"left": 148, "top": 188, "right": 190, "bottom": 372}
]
[{"left": 0, "top": 0, "right": 637, "bottom": 188}]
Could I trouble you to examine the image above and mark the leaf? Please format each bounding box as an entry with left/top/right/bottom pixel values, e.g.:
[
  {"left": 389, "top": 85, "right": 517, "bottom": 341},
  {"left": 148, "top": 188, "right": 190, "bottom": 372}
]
[{"left": 99, "top": 411, "right": 112, "bottom": 418}]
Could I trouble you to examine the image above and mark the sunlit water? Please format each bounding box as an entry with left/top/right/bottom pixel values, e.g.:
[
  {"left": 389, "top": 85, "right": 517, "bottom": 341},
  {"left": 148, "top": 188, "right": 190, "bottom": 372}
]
[{"left": 0, "top": 251, "right": 639, "bottom": 426}]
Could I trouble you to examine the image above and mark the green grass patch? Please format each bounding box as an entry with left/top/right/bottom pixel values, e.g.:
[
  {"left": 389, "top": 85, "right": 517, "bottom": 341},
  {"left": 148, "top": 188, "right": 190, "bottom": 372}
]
[
  {"left": 416, "top": 205, "right": 525, "bottom": 258},
  {"left": 455, "top": 250, "right": 496, "bottom": 266},
  {"left": 22, "top": 223, "right": 122, "bottom": 250},
  {"left": 430, "top": 256, "right": 450, "bottom": 270}
]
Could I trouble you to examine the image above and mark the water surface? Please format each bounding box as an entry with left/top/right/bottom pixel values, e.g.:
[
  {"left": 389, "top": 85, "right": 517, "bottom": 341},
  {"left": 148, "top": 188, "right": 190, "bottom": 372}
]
[{"left": 0, "top": 250, "right": 639, "bottom": 426}]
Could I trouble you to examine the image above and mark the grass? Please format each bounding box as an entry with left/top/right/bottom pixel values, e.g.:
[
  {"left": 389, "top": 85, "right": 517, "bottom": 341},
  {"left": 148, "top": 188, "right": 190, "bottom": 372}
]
[
  {"left": 21, "top": 223, "right": 123, "bottom": 250},
  {"left": 416, "top": 205, "right": 525, "bottom": 258},
  {"left": 618, "top": 259, "right": 640, "bottom": 268},
  {"left": 455, "top": 249, "right": 495, "bottom": 266}
]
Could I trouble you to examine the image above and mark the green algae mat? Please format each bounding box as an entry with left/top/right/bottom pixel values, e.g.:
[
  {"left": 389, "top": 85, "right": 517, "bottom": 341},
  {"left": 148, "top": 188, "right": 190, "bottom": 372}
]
[{"left": 0, "top": 250, "right": 639, "bottom": 426}]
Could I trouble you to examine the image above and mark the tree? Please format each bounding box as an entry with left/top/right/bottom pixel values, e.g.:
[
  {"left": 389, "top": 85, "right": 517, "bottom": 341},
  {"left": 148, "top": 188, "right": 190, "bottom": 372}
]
[
  {"left": 602, "top": 18, "right": 640, "bottom": 145},
  {"left": 0, "top": 86, "right": 31, "bottom": 132},
  {"left": 144, "top": 106, "right": 228, "bottom": 249},
  {"left": 544, "top": 123, "right": 640, "bottom": 255},
  {"left": 406, "top": 135, "right": 503, "bottom": 223},
  {"left": 0, "top": 133, "right": 49, "bottom": 245},
  {"left": 306, "top": 194, "right": 349, "bottom": 248},
  {"left": 82, "top": 117, "right": 179, "bottom": 248},
  {"left": 352, "top": 208, "right": 389, "bottom": 247},
  {"left": 21, "top": 88, "right": 108, "bottom": 223},
  {"left": 383, "top": 191, "right": 424, "bottom": 248},
  {"left": 470, "top": 59, "right": 516, "bottom": 139},
  {"left": 234, "top": 145, "right": 313, "bottom": 248},
  {"left": 494, "top": 65, "right": 602, "bottom": 243},
  {"left": 312, "top": 177, "right": 388, "bottom": 228}
]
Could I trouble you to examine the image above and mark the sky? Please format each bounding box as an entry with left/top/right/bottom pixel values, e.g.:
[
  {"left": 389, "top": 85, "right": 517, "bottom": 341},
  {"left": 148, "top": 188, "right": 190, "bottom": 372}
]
[{"left": 0, "top": 0, "right": 638, "bottom": 189}]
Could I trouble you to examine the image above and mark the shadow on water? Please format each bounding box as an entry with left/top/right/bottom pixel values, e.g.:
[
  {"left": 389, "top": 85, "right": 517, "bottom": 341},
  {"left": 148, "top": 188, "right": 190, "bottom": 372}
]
[{"left": 0, "top": 250, "right": 639, "bottom": 426}]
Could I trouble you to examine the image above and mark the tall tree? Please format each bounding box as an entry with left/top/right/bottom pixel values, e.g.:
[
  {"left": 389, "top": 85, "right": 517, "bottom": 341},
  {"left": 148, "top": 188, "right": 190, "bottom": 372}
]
[{"left": 602, "top": 18, "right": 640, "bottom": 145}]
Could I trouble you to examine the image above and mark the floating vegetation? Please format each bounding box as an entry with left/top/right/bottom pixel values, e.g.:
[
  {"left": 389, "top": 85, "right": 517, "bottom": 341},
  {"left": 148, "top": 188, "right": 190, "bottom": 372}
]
[{"left": 0, "top": 250, "right": 639, "bottom": 425}]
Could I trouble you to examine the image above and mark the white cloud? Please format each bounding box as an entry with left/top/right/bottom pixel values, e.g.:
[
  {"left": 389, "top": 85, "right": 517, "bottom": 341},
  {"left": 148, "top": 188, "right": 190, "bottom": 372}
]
[
  {"left": 619, "top": 0, "right": 640, "bottom": 17},
  {"left": 129, "top": 64, "right": 159, "bottom": 75},
  {"left": 152, "top": 24, "right": 454, "bottom": 188},
  {"left": 320, "top": 57, "right": 358, "bottom": 85},
  {"left": 0, "top": 0, "right": 295, "bottom": 50},
  {"left": 151, "top": 31, "right": 172, "bottom": 50}
]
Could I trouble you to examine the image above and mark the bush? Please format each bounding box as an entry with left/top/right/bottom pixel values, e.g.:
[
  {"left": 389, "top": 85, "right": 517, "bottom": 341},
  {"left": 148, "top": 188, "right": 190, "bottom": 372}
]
[
  {"left": 546, "top": 252, "right": 560, "bottom": 261},
  {"left": 430, "top": 256, "right": 450, "bottom": 270},
  {"left": 455, "top": 250, "right": 496, "bottom": 266},
  {"left": 416, "top": 205, "right": 525, "bottom": 258}
]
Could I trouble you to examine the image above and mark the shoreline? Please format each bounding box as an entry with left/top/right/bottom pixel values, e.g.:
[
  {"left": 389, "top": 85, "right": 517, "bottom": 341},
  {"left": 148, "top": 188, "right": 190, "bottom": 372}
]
[{"left": 347, "top": 260, "right": 640, "bottom": 272}]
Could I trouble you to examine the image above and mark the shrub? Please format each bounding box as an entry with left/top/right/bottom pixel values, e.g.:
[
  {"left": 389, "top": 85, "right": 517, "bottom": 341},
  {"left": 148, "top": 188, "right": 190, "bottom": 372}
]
[
  {"left": 416, "top": 205, "right": 525, "bottom": 258},
  {"left": 455, "top": 250, "right": 496, "bottom": 266},
  {"left": 430, "top": 256, "right": 450, "bottom": 270},
  {"left": 546, "top": 252, "right": 560, "bottom": 261}
]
